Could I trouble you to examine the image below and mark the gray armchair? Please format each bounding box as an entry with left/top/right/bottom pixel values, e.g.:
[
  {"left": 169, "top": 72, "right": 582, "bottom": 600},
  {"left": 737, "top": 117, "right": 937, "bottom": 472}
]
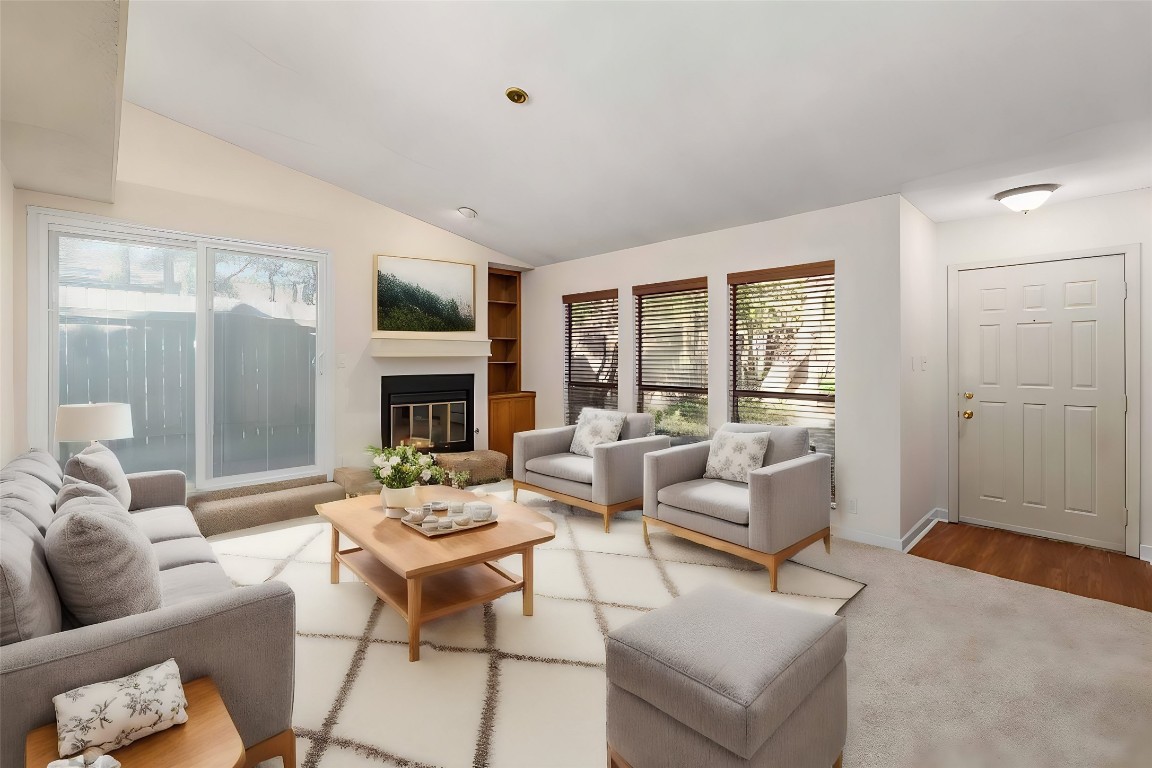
[
  {"left": 643, "top": 423, "right": 832, "bottom": 591},
  {"left": 513, "top": 413, "right": 671, "bottom": 531}
]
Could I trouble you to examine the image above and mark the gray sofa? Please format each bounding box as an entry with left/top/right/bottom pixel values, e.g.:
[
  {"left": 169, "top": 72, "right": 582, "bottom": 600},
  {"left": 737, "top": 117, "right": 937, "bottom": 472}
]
[
  {"left": 0, "top": 449, "right": 296, "bottom": 768},
  {"left": 512, "top": 413, "right": 671, "bottom": 531}
]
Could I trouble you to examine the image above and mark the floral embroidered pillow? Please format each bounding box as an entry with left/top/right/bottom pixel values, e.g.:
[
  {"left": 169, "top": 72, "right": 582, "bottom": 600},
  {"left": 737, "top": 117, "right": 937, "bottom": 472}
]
[
  {"left": 703, "top": 430, "right": 771, "bottom": 483},
  {"left": 569, "top": 408, "right": 628, "bottom": 457},
  {"left": 53, "top": 658, "right": 188, "bottom": 758}
]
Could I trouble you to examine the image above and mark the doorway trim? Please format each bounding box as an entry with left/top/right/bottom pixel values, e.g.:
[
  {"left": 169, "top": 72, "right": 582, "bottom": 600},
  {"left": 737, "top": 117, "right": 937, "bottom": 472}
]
[{"left": 947, "top": 245, "right": 1141, "bottom": 557}]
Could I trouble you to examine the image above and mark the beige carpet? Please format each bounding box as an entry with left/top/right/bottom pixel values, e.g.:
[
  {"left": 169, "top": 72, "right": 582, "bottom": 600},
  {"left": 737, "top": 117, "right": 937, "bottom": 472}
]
[{"left": 210, "top": 485, "right": 1151, "bottom": 767}]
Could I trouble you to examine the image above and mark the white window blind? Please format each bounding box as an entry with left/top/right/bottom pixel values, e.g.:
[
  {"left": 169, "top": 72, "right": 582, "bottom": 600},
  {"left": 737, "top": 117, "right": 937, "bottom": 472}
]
[
  {"left": 563, "top": 290, "right": 619, "bottom": 424},
  {"left": 729, "top": 261, "right": 836, "bottom": 466},
  {"left": 634, "top": 278, "right": 709, "bottom": 439}
]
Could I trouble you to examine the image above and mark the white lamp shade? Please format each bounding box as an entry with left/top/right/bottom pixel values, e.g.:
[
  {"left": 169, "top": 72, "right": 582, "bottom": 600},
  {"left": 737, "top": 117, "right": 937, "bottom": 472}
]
[{"left": 54, "top": 403, "right": 134, "bottom": 442}]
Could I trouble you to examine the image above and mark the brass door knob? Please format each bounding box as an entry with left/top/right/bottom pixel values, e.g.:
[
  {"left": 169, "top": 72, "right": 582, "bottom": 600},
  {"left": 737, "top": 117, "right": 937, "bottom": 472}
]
[
  {"left": 964, "top": 392, "right": 974, "bottom": 399},
  {"left": 962, "top": 410, "right": 974, "bottom": 419}
]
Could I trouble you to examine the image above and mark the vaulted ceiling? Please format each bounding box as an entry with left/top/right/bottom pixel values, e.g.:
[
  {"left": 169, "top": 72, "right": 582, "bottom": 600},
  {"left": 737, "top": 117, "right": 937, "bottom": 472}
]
[{"left": 123, "top": 1, "right": 1152, "bottom": 265}]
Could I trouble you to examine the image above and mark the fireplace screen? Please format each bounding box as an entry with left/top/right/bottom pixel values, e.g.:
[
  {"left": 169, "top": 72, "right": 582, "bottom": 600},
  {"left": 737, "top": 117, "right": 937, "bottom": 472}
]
[{"left": 391, "top": 401, "right": 467, "bottom": 450}]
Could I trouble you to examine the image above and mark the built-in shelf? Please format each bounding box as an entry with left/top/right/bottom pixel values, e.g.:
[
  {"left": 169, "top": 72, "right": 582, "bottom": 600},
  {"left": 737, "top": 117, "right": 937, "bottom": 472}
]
[
  {"left": 490, "top": 336, "right": 517, "bottom": 341},
  {"left": 489, "top": 300, "right": 517, "bottom": 305},
  {"left": 488, "top": 361, "right": 517, "bottom": 365}
]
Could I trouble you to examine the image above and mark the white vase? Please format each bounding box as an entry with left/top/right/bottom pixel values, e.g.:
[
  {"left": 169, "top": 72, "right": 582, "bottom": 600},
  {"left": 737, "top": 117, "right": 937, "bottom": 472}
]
[{"left": 381, "top": 485, "right": 418, "bottom": 518}]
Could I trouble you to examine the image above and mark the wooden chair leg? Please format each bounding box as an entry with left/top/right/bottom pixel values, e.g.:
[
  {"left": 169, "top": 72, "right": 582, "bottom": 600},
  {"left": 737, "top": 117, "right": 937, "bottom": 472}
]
[
  {"left": 834, "top": 752, "right": 843, "bottom": 768},
  {"left": 512, "top": 485, "right": 519, "bottom": 502},
  {"left": 604, "top": 513, "right": 611, "bottom": 533},
  {"left": 243, "top": 728, "right": 296, "bottom": 768},
  {"left": 824, "top": 531, "right": 832, "bottom": 554},
  {"left": 641, "top": 518, "right": 650, "bottom": 546},
  {"left": 768, "top": 560, "right": 779, "bottom": 592}
]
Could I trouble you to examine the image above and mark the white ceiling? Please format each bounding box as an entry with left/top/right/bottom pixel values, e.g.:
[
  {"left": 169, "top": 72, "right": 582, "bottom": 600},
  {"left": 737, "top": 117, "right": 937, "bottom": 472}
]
[
  {"left": 2, "top": 0, "right": 128, "bottom": 202},
  {"left": 123, "top": 1, "right": 1152, "bottom": 265}
]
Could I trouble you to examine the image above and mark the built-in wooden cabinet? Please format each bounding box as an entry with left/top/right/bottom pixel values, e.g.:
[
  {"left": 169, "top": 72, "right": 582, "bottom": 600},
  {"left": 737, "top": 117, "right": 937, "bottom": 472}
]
[{"left": 487, "top": 266, "right": 535, "bottom": 467}]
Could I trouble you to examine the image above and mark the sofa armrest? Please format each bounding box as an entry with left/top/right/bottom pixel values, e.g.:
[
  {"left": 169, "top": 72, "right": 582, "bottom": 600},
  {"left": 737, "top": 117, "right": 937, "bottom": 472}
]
[
  {"left": 513, "top": 426, "right": 578, "bottom": 482},
  {"left": 0, "top": 581, "right": 294, "bottom": 767},
  {"left": 643, "top": 441, "right": 711, "bottom": 519},
  {"left": 748, "top": 452, "right": 832, "bottom": 554},
  {"left": 592, "top": 435, "right": 672, "bottom": 505},
  {"left": 127, "top": 470, "right": 188, "bottom": 510}
]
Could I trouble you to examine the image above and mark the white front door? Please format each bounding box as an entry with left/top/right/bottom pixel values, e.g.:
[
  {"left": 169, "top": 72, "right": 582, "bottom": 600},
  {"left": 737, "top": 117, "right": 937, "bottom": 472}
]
[{"left": 957, "top": 255, "right": 1127, "bottom": 551}]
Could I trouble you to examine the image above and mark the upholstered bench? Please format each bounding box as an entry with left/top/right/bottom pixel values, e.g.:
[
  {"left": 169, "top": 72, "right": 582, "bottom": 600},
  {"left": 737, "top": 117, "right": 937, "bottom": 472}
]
[
  {"left": 434, "top": 449, "right": 508, "bottom": 485},
  {"left": 606, "top": 586, "right": 847, "bottom": 768}
]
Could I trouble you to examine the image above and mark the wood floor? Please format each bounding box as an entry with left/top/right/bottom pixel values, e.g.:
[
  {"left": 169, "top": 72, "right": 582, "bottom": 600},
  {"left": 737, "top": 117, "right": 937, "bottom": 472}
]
[{"left": 910, "top": 522, "right": 1152, "bottom": 612}]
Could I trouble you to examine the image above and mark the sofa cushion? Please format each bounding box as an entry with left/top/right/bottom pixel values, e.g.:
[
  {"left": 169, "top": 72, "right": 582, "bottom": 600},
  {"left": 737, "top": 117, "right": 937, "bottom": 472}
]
[
  {"left": 0, "top": 511, "right": 62, "bottom": 645},
  {"left": 524, "top": 453, "right": 595, "bottom": 484},
  {"left": 0, "top": 477, "right": 56, "bottom": 534},
  {"left": 64, "top": 443, "right": 131, "bottom": 509},
  {"left": 658, "top": 478, "right": 751, "bottom": 525},
  {"left": 45, "top": 493, "right": 162, "bottom": 625},
  {"left": 4, "top": 449, "right": 65, "bottom": 492},
  {"left": 153, "top": 537, "right": 219, "bottom": 571},
  {"left": 132, "top": 506, "right": 203, "bottom": 543},
  {"left": 159, "top": 562, "right": 235, "bottom": 606},
  {"left": 605, "top": 585, "right": 847, "bottom": 759},
  {"left": 704, "top": 430, "right": 770, "bottom": 483},
  {"left": 570, "top": 408, "right": 627, "bottom": 457}
]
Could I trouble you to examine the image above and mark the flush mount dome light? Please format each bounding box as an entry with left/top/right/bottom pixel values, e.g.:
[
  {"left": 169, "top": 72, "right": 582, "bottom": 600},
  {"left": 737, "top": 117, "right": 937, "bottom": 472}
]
[
  {"left": 505, "top": 87, "right": 529, "bottom": 104},
  {"left": 457, "top": 207, "right": 478, "bottom": 219},
  {"left": 994, "top": 184, "right": 1060, "bottom": 213}
]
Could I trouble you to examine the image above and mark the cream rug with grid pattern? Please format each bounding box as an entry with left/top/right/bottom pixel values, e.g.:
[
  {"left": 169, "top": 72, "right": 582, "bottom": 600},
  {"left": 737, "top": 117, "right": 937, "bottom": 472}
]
[{"left": 209, "top": 484, "right": 864, "bottom": 768}]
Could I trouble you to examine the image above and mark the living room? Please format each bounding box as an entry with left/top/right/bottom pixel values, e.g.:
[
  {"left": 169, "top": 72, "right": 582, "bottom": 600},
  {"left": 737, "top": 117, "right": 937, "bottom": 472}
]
[{"left": 1, "top": 2, "right": 1150, "bottom": 768}]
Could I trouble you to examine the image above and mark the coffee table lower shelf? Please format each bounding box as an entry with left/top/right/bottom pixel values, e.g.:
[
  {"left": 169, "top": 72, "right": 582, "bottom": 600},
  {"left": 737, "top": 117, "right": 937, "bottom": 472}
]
[{"left": 336, "top": 547, "right": 526, "bottom": 660}]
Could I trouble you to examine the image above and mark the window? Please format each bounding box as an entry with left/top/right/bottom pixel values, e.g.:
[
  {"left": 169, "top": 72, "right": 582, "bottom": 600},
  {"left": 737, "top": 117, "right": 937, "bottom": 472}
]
[
  {"left": 563, "top": 290, "right": 619, "bottom": 424},
  {"left": 30, "top": 209, "right": 330, "bottom": 489},
  {"left": 634, "top": 278, "right": 708, "bottom": 438},
  {"left": 729, "top": 261, "right": 835, "bottom": 463}
]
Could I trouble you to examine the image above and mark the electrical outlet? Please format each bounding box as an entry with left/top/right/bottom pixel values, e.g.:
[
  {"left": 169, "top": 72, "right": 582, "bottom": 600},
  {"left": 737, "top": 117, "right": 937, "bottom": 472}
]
[{"left": 845, "top": 498, "right": 858, "bottom": 515}]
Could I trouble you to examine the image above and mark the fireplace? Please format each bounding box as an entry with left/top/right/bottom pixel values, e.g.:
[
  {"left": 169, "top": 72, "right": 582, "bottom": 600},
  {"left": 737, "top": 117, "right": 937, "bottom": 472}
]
[{"left": 381, "top": 374, "right": 475, "bottom": 452}]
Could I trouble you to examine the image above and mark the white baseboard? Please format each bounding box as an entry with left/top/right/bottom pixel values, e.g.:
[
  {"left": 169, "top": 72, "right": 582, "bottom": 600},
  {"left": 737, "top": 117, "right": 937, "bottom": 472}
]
[
  {"left": 831, "top": 524, "right": 902, "bottom": 551},
  {"left": 901, "top": 508, "right": 948, "bottom": 553},
  {"left": 1141, "top": 544, "right": 1152, "bottom": 563}
]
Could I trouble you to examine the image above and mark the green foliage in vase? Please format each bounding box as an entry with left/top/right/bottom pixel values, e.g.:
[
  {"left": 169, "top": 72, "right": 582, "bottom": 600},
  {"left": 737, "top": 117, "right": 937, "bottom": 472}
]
[
  {"left": 366, "top": 444, "right": 470, "bottom": 489},
  {"left": 376, "top": 272, "right": 475, "bottom": 332}
]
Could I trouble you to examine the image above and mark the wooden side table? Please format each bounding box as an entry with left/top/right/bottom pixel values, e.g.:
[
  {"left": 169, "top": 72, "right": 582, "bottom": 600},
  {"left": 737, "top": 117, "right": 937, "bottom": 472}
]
[{"left": 25, "top": 677, "right": 244, "bottom": 768}]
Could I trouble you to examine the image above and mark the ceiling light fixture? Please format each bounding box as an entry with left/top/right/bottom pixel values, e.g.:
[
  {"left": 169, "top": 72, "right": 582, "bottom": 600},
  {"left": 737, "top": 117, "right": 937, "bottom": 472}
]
[
  {"left": 505, "top": 87, "right": 529, "bottom": 104},
  {"left": 457, "top": 207, "right": 478, "bottom": 219},
  {"left": 994, "top": 184, "right": 1060, "bottom": 213}
]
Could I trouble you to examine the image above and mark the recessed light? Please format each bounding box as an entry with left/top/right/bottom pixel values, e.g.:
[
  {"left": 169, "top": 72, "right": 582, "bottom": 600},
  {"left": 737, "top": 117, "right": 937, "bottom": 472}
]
[
  {"left": 994, "top": 184, "right": 1059, "bottom": 213},
  {"left": 457, "top": 207, "right": 478, "bottom": 219},
  {"left": 505, "top": 87, "right": 529, "bottom": 104}
]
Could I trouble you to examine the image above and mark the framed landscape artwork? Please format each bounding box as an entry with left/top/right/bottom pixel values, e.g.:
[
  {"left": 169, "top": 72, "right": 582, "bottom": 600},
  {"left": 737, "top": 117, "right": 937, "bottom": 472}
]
[{"left": 374, "top": 255, "right": 476, "bottom": 333}]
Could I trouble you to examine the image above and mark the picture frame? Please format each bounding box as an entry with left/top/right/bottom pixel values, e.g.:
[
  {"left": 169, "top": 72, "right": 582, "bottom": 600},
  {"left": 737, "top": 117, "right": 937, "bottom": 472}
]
[{"left": 373, "top": 254, "right": 477, "bottom": 334}]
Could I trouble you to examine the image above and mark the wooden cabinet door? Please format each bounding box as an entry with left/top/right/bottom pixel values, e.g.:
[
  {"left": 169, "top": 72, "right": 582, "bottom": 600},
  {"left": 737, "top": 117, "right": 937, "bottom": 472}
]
[{"left": 489, "top": 392, "right": 535, "bottom": 468}]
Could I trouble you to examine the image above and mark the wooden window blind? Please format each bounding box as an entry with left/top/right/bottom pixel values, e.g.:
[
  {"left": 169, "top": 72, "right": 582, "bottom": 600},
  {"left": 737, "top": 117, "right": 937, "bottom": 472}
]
[
  {"left": 634, "top": 278, "right": 709, "bottom": 438},
  {"left": 563, "top": 290, "right": 620, "bottom": 424},
  {"left": 729, "top": 261, "right": 836, "bottom": 468}
]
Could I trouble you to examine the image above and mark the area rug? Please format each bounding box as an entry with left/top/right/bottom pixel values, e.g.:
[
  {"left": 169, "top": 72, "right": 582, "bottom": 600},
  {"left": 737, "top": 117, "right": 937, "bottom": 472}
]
[{"left": 209, "top": 485, "right": 864, "bottom": 768}]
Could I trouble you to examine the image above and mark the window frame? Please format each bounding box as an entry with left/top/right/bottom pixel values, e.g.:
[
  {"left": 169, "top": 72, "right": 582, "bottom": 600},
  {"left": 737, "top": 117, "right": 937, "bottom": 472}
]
[
  {"left": 562, "top": 288, "right": 620, "bottom": 425},
  {"left": 727, "top": 260, "right": 836, "bottom": 449},
  {"left": 633, "top": 277, "right": 709, "bottom": 437},
  {"left": 27, "top": 207, "right": 334, "bottom": 491}
]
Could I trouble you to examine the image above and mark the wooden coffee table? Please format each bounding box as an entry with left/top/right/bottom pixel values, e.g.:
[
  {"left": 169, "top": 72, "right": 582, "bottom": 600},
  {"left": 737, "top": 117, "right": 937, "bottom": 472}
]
[{"left": 316, "top": 485, "right": 555, "bottom": 661}]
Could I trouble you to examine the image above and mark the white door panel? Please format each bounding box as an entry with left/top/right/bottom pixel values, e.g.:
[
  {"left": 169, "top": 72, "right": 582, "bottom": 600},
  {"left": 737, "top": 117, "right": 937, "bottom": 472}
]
[{"left": 957, "top": 255, "right": 1126, "bottom": 550}]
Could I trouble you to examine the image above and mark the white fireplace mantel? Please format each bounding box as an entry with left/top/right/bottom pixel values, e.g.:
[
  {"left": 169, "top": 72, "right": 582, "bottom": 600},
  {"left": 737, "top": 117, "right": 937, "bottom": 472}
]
[{"left": 369, "top": 337, "right": 492, "bottom": 358}]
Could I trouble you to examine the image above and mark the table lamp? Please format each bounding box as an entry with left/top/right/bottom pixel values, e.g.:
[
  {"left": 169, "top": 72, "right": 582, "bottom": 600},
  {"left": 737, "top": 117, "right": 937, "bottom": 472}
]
[{"left": 54, "top": 403, "right": 134, "bottom": 444}]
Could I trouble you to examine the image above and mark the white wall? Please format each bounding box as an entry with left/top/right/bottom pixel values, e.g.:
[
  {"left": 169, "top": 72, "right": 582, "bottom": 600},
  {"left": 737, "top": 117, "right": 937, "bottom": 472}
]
[
  {"left": 935, "top": 188, "right": 1152, "bottom": 551},
  {"left": 7, "top": 103, "right": 529, "bottom": 473},
  {"left": 522, "top": 195, "right": 909, "bottom": 546},
  {"left": 1, "top": 162, "right": 14, "bottom": 463},
  {"left": 899, "top": 198, "right": 941, "bottom": 540}
]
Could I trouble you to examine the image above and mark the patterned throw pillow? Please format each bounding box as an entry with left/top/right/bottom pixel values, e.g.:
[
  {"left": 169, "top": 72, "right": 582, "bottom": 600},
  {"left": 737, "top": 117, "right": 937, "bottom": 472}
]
[
  {"left": 703, "top": 430, "right": 771, "bottom": 483},
  {"left": 53, "top": 658, "right": 188, "bottom": 758},
  {"left": 569, "top": 408, "right": 628, "bottom": 457}
]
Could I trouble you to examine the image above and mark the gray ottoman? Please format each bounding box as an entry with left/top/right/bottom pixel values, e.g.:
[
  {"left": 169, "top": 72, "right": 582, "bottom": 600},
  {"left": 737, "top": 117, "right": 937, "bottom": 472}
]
[{"left": 606, "top": 586, "right": 847, "bottom": 768}]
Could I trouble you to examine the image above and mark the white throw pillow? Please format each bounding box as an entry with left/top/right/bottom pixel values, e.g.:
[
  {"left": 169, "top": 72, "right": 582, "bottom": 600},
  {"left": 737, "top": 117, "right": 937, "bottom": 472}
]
[
  {"left": 53, "top": 658, "right": 188, "bottom": 758},
  {"left": 569, "top": 408, "right": 628, "bottom": 457},
  {"left": 703, "top": 430, "right": 771, "bottom": 483}
]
